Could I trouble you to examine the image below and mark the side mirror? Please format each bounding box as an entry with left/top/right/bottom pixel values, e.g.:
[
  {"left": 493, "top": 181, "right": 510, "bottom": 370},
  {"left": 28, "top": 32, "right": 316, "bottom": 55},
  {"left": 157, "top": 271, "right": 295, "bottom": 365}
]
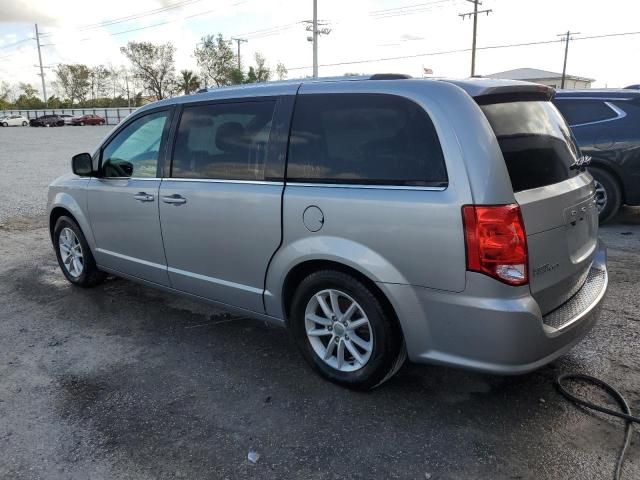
[{"left": 72, "top": 153, "right": 93, "bottom": 176}]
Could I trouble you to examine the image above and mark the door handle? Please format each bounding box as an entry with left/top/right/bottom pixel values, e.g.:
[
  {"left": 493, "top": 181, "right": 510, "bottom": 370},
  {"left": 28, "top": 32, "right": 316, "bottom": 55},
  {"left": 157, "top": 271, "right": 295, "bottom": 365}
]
[
  {"left": 133, "top": 192, "right": 155, "bottom": 202},
  {"left": 162, "top": 194, "right": 187, "bottom": 205}
]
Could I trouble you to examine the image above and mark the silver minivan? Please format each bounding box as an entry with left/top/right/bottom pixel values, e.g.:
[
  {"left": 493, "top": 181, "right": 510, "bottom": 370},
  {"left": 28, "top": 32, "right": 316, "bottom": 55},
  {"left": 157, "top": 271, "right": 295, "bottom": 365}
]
[{"left": 47, "top": 76, "right": 608, "bottom": 389}]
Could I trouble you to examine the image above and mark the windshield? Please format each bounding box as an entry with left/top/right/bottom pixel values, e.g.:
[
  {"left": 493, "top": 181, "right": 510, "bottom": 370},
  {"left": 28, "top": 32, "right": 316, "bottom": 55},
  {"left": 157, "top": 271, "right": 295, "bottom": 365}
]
[{"left": 480, "top": 101, "right": 580, "bottom": 192}]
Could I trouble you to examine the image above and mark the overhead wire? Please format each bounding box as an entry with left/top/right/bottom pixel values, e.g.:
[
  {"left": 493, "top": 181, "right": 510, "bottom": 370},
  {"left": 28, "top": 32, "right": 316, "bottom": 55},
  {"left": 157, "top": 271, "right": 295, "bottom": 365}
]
[{"left": 286, "top": 30, "right": 640, "bottom": 71}]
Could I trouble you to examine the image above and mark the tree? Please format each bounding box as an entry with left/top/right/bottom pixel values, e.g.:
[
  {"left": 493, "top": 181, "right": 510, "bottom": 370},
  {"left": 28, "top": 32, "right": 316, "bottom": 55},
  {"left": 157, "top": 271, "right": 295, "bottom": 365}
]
[
  {"left": 54, "top": 64, "right": 90, "bottom": 105},
  {"left": 245, "top": 66, "right": 257, "bottom": 84},
  {"left": 19, "top": 82, "right": 39, "bottom": 98},
  {"left": 229, "top": 68, "right": 244, "bottom": 85},
  {"left": 120, "top": 41, "right": 177, "bottom": 100},
  {"left": 0, "top": 81, "right": 11, "bottom": 109},
  {"left": 89, "top": 65, "right": 111, "bottom": 100},
  {"left": 15, "top": 84, "right": 44, "bottom": 108},
  {"left": 276, "top": 62, "right": 287, "bottom": 80},
  {"left": 253, "top": 52, "right": 271, "bottom": 82},
  {"left": 194, "top": 34, "right": 236, "bottom": 87},
  {"left": 179, "top": 69, "right": 201, "bottom": 95}
]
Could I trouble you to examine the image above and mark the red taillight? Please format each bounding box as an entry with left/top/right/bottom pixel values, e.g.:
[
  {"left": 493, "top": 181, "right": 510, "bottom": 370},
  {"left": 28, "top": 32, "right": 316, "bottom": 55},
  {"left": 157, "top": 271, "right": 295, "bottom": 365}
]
[{"left": 462, "top": 204, "right": 528, "bottom": 286}]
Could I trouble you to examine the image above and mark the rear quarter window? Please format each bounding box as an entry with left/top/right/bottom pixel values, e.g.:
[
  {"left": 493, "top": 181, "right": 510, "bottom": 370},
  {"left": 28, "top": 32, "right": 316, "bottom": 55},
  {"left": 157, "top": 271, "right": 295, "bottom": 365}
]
[
  {"left": 553, "top": 99, "right": 618, "bottom": 126},
  {"left": 287, "top": 93, "right": 447, "bottom": 187}
]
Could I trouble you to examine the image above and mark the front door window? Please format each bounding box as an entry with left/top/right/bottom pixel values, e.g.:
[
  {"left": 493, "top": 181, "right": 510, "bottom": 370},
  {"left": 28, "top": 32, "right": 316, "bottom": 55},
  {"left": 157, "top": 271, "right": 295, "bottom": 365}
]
[{"left": 101, "top": 111, "right": 167, "bottom": 178}]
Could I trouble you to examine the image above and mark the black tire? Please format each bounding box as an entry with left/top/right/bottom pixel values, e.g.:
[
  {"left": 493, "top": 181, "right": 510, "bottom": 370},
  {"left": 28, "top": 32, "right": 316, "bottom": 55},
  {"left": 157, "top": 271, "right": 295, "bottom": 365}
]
[
  {"left": 22, "top": 121, "right": 27, "bottom": 126},
  {"left": 53, "top": 216, "right": 106, "bottom": 288},
  {"left": 80, "top": 121, "right": 84, "bottom": 126},
  {"left": 1, "top": 122, "right": 7, "bottom": 127},
  {"left": 290, "top": 270, "right": 405, "bottom": 390},
  {"left": 589, "top": 167, "right": 622, "bottom": 223}
]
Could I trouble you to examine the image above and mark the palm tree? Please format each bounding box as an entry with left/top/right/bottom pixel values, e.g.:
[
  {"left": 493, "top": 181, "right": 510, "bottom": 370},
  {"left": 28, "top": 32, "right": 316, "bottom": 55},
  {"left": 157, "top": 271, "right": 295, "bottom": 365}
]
[{"left": 179, "top": 70, "right": 201, "bottom": 95}]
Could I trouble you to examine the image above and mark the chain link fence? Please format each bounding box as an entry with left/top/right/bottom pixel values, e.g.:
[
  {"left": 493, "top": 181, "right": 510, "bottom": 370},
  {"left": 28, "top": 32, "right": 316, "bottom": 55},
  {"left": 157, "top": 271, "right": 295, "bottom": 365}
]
[{"left": 0, "top": 107, "right": 138, "bottom": 125}]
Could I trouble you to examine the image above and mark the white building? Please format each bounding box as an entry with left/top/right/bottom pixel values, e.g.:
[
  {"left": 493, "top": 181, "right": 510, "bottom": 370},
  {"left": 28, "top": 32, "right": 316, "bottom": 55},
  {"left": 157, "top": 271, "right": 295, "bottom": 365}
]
[{"left": 485, "top": 68, "right": 595, "bottom": 89}]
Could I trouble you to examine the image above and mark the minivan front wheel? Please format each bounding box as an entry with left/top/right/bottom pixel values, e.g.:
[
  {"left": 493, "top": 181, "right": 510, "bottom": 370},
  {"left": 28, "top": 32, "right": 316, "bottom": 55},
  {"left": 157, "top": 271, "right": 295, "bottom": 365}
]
[
  {"left": 590, "top": 167, "right": 621, "bottom": 223},
  {"left": 290, "top": 270, "right": 405, "bottom": 389},
  {"left": 53, "top": 216, "right": 106, "bottom": 287}
]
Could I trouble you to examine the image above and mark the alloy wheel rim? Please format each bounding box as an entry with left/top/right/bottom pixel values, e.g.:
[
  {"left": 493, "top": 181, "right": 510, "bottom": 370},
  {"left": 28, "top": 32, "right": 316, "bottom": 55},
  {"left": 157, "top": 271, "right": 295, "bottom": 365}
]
[
  {"left": 59, "top": 228, "right": 84, "bottom": 278},
  {"left": 594, "top": 179, "right": 607, "bottom": 212},
  {"left": 304, "top": 289, "right": 373, "bottom": 372}
]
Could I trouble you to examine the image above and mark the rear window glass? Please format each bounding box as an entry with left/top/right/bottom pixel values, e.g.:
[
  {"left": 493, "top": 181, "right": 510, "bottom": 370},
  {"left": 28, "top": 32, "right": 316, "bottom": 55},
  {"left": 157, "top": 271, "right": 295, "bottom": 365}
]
[
  {"left": 287, "top": 93, "right": 447, "bottom": 187},
  {"left": 480, "top": 101, "right": 579, "bottom": 192},
  {"left": 553, "top": 99, "right": 618, "bottom": 126}
]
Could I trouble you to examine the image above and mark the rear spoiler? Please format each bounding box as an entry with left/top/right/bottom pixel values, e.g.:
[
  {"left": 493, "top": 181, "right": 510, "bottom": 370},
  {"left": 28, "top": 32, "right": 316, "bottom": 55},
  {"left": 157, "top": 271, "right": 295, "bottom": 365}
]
[{"left": 473, "top": 85, "right": 555, "bottom": 105}]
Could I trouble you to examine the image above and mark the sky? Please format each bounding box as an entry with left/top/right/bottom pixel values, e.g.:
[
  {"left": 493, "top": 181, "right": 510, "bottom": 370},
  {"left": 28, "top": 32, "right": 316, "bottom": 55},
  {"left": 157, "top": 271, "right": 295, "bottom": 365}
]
[{"left": 0, "top": 0, "right": 638, "bottom": 100}]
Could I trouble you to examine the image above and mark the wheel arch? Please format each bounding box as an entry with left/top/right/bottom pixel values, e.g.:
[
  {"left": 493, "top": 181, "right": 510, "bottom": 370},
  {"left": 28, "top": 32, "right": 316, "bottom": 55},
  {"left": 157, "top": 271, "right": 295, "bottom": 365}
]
[
  {"left": 588, "top": 159, "right": 626, "bottom": 203},
  {"left": 48, "top": 191, "right": 96, "bottom": 251},
  {"left": 279, "top": 259, "right": 403, "bottom": 339}
]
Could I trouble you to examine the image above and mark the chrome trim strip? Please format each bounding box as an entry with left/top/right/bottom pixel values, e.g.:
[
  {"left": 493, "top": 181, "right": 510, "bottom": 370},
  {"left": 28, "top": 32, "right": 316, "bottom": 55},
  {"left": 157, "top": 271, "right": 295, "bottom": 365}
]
[
  {"left": 95, "top": 248, "right": 166, "bottom": 270},
  {"left": 568, "top": 101, "right": 627, "bottom": 128},
  {"left": 162, "top": 178, "right": 284, "bottom": 186},
  {"left": 285, "top": 182, "right": 447, "bottom": 191},
  {"left": 99, "top": 177, "right": 161, "bottom": 181},
  {"left": 555, "top": 97, "right": 633, "bottom": 102},
  {"left": 168, "top": 266, "right": 263, "bottom": 294}
]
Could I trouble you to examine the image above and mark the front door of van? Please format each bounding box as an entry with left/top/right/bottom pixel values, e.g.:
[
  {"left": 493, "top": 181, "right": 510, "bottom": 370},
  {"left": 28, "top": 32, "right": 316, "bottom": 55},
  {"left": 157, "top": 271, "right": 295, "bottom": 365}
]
[
  {"left": 158, "top": 97, "right": 293, "bottom": 313},
  {"left": 88, "top": 109, "right": 172, "bottom": 286}
]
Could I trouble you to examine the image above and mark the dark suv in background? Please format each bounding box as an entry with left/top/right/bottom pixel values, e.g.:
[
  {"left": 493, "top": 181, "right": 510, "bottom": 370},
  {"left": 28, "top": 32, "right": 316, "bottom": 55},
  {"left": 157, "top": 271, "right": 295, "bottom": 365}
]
[
  {"left": 553, "top": 89, "right": 640, "bottom": 221},
  {"left": 29, "top": 114, "right": 65, "bottom": 127}
]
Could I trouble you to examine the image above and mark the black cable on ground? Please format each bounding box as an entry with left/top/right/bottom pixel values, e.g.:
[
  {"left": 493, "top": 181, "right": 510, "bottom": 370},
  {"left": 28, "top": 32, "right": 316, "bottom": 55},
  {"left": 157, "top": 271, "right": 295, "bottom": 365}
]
[{"left": 555, "top": 373, "right": 640, "bottom": 480}]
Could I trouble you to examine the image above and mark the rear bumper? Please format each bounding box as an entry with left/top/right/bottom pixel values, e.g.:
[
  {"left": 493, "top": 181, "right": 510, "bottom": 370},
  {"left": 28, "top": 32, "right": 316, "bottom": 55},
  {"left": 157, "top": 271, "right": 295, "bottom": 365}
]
[{"left": 380, "top": 242, "right": 607, "bottom": 374}]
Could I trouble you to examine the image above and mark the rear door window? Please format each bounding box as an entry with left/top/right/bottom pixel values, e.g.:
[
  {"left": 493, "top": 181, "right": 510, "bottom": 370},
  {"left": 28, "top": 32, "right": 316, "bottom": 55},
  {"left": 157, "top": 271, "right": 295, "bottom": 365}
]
[
  {"left": 480, "top": 101, "right": 580, "bottom": 192},
  {"left": 553, "top": 99, "right": 618, "bottom": 126},
  {"left": 287, "top": 93, "right": 447, "bottom": 187},
  {"left": 171, "top": 101, "right": 276, "bottom": 181}
]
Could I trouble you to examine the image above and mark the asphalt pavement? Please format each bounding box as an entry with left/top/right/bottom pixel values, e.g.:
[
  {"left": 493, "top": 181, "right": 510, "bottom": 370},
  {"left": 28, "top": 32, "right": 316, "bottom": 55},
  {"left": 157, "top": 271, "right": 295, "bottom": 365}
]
[{"left": 0, "top": 126, "right": 639, "bottom": 479}]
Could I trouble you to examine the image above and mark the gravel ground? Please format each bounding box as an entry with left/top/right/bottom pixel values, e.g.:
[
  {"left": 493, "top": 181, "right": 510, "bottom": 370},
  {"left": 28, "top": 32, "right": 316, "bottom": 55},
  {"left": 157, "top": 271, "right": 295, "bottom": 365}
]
[
  {"left": 0, "top": 128, "right": 639, "bottom": 479},
  {"left": 0, "top": 126, "right": 111, "bottom": 224}
]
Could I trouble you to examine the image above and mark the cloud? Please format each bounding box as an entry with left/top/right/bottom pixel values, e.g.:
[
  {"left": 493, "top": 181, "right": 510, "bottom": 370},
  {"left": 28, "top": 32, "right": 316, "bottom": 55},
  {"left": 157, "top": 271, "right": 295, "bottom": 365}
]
[{"left": 0, "top": 0, "right": 57, "bottom": 24}]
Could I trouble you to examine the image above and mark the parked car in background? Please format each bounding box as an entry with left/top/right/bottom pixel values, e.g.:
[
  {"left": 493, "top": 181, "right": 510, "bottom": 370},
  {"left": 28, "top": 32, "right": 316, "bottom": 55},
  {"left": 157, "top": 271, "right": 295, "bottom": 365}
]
[
  {"left": 72, "top": 114, "right": 105, "bottom": 126},
  {"left": 47, "top": 76, "right": 607, "bottom": 389},
  {"left": 553, "top": 89, "right": 640, "bottom": 222},
  {"left": 30, "top": 115, "right": 65, "bottom": 127},
  {"left": 59, "top": 114, "right": 75, "bottom": 125},
  {"left": 1, "top": 114, "right": 29, "bottom": 127}
]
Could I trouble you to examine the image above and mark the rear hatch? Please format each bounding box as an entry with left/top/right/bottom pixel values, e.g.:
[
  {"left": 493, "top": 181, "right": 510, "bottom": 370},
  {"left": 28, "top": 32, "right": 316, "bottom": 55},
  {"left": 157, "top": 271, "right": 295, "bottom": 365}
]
[{"left": 479, "top": 97, "right": 598, "bottom": 314}]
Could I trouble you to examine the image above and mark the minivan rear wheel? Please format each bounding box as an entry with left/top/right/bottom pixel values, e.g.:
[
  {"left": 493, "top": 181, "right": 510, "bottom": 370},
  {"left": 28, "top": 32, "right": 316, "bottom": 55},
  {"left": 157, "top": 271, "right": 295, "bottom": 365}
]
[
  {"left": 290, "top": 270, "right": 405, "bottom": 389},
  {"left": 589, "top": 167, "right": 621, "bottom": 223},
  {"left": 53, "top": 216, "right": 106, "bottom": 287}
]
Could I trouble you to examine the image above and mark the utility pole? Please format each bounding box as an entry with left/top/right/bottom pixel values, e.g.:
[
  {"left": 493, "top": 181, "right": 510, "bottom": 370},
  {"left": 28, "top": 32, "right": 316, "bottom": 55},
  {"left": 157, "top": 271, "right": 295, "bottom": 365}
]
[
  {"left": 304, "top": 0, "right": 331, "bottom": 78},
  {"left": 34, "top": 23, "right": 47, "bottom": 105},
  {"left": 557, "top": 30, "right": 580, "bottom": 89},
  {"left": 459, "top": 0, "right": 492, "bottom": 77},
  {"left": 312, "top": 0, "right": 318, "bottom": 77},
  {"left": 125, "top": 74, "right": 131, "bottom": 108},
  {"left": 231, "top": 37, "right": 248, "bottom": 70}
]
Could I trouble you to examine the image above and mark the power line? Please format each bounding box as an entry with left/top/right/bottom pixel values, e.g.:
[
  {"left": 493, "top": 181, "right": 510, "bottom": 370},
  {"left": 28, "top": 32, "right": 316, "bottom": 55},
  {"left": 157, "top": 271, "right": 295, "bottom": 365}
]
[
  {"left": 370, "top": 0, "right": 454, "bottom": 15},
  {"left": 286, "top": 30, "right": 640, "bottom": 71},
  {"left": 0, "top": 37, "right": 33, "bottom": 51},
  {"left": 21, "top": 1, "right": 248, "bottom": 50},
  {"left": 39, "top": 0, "right": 206, "bottom": 37}
]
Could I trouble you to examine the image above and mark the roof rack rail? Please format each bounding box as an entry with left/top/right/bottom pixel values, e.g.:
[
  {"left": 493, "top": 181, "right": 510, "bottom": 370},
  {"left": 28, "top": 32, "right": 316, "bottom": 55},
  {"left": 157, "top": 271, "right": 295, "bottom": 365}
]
[{"left": 369, "top": 73, "right": 412, "bottom": 80}]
